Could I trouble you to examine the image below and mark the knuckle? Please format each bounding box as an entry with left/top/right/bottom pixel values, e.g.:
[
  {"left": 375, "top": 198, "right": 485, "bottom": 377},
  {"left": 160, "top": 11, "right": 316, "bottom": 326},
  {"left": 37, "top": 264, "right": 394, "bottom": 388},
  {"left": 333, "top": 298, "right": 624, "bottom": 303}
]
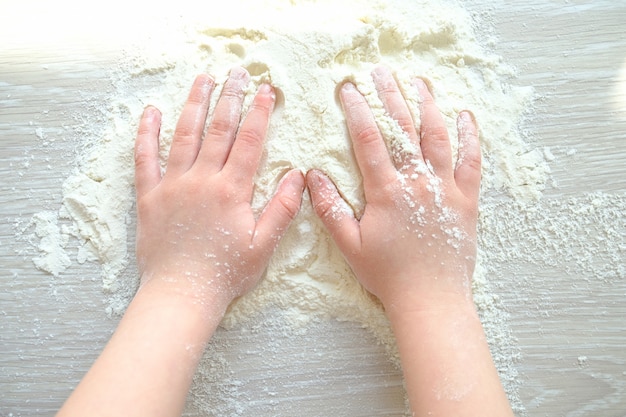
[
  {"left": 313, "top": 197, "right": 342, "bottom": 223},
  {"left": 236, "top": 128, "right": 264, "bottom": 148},
  {"left": 313, "top": 198, "right": 333, "bottom": 220},
  {"left": 378, "top": 83, "right": 401, "bottom": 98},
  {"left": 214, "top": 180, "right": 238, "bottom": 204},
  {"left": 419, "top": 88, "right": 436, "bottom": 106},
  {"left": 394, "top": 116, "right": 416, "bottom": 135},
  {"left": 136, "top": 123, "right": 154, "bottom": 138},
  {"left": 460, "top": 153, "right": 481, "bottom": 173},
  {"left": 134, "top": 148, "right": 152, "bottom": 169},
  {"left": 342, "top": 94, "right": 366, "bottom": 114},
  {"left": 275, "top": 193, "right": 300, "bottom": 220},
  {"left": 206, "top": 117, "right": 233, "bottom": 138},
  {"left": 422, "top": 125, "right": 450, "bottom": 144},
  {"left": 354, "top": 124, "right": 381, "bottom": 144},
  {"left": 173, "top": 124, "right": 196, "bottom": 141},
  {"left": 220, "top": 84, "right": 245, "bottom": 101}
]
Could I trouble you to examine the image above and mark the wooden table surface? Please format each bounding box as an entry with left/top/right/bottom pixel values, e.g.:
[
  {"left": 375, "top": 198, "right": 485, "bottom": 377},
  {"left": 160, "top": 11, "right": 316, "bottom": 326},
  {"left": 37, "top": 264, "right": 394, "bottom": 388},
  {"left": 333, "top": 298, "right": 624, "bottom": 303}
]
[{"left": 2, "top": 1, "right": 625, "bottom": 416}]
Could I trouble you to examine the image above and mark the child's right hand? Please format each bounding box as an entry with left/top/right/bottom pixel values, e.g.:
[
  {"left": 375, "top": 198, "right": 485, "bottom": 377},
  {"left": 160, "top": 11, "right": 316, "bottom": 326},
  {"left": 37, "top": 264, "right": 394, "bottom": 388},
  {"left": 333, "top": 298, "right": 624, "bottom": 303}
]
[
  {"left": 308, "top": 66, "right": 513, "bottom": 417},
  {"left": 307, "top": 66, "right": 482, "bottom": 315}
]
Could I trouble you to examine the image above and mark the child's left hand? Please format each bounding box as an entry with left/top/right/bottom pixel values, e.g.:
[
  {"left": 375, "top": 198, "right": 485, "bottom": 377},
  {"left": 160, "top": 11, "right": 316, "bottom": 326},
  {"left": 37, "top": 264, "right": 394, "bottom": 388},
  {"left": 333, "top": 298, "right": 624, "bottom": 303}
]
[{"left": 134, "top": 68, "right": 305, "bottom": 310}]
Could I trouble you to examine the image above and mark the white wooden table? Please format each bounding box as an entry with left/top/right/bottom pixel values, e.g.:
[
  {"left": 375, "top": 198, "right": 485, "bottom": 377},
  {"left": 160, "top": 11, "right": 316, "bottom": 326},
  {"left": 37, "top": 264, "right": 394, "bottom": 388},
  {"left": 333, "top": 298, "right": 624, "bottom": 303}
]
[{"left": 2, "top": 1, "right": 625, "bottom": 416}]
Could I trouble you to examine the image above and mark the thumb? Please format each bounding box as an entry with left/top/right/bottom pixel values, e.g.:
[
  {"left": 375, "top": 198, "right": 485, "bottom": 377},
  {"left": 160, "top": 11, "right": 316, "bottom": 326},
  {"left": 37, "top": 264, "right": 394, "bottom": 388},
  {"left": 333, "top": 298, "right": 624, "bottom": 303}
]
[
  {"left": 253, "top": 169, "right": 306, "bottom": 253},
  {"left": 306, "top": 169, "right": 361, "bottom": 255}
]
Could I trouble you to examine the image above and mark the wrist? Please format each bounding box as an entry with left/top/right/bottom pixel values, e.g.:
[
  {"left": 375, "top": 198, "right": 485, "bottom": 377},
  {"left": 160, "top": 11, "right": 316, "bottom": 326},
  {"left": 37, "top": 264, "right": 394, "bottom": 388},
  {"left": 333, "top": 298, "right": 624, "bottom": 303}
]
[
  {"left": 132, "top": 271, "right": 234, "bottom": 330},
  {"left": 382, "top": 283, "right": 477, "bottom": 326},
  {"left": 67, "top": 273, "right": 227, "bottom": 416},
  {"left": 384, "top": 287, "right": 512, "bottom": 417}
]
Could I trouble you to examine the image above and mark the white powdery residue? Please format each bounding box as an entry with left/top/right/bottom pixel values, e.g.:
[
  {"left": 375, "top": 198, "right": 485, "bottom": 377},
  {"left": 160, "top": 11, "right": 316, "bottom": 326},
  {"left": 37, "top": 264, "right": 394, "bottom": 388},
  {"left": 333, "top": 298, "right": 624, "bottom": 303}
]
[
  {"left": 30, "top": 211, "right": 71, "bottom": 276},
  {"left": 189, "top": 339, "right": 248, "bottom": 417},
  {"left": 479, "top": 192, "right": 626, "bottom": 281},
  {"left": 59, "top": 117, "right": 136, "bottom": 293},
  {"left": 439, "top": 206, "right": 456, "bottom": 222},
  {"left": 425, "top": 164, "right": 444, "bottom": 208},
  {"left": 35, "top": 127, "right": 45, "bottom": 140},
  {"left": 543, "top": 146, "right": 556, "bottom": 162},
  {"left": 27, "top": 89, "right": 142, "bottom": 314},
  {"left": 401, "top": 185, "right": 417, "bottom": 210},
  {"left": 357, "top": 74, "right": 420, "bottom": 166},
  {"left": 409, "top": 205, "right": 427, "bottom": 228},
  {"left": 443, "top": 225, "right": 468, "bottom": 251}
]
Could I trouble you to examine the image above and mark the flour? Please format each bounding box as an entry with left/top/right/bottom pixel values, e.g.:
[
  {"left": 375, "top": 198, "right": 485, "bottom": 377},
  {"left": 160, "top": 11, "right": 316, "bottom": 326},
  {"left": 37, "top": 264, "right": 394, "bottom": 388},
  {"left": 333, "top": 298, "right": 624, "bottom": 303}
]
[
  {"left": 27, "top": 0, "right": 564, "bottom": 414},
  {"left": 479, "top": 192, "right": 626, "bottom": 281},
  {"left": 30, "top": 211, "right": 71, "bottom": 277}
]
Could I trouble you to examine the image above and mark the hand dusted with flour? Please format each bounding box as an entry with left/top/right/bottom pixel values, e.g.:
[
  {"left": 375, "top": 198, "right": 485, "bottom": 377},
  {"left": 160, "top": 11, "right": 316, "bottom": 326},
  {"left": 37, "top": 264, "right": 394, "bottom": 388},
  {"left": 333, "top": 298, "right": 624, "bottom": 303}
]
[
  {"left": 135, "top": 69, "right": 305, "bottom": 307},
  {"left": 57, "top": 69, "right": 305, "bottom": 417},
  {"left": 309, "top": 68, "right": 481, "bottom": 311},
  {"left": 308, "top": 67, "right": 513, "bottom": 416}
]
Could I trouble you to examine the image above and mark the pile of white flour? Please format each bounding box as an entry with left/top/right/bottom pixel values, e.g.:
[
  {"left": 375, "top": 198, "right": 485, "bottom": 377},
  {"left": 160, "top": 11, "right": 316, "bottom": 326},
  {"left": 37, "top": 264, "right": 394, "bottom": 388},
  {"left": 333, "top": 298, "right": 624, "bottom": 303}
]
[{"left": 28, "top": 0, "right": 563, "bottom": 414}]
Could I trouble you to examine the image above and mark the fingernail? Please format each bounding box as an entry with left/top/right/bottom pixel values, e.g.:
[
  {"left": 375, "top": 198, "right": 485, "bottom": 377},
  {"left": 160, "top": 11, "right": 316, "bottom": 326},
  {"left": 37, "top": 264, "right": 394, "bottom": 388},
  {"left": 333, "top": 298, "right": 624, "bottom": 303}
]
[
  {"left": 413, "top": 78, "right": 427, "bottom": 90},
  {"left": 196, "top": 74, "right": 215, "bottom": 98},
  {"left": 285, "top": 169, "right": 305, "bottom": 191},
  {"left": 371, "top": 65, "right": 390, "bottom": 80},
  {"left": 306, "top": 169, "right": 321, "bottom": 185},
  {"left": 459, "top": 110, "right": 475, "bottom": 123},
  {"left": 199, "top": 73, "right": 214, "bottom": 84},
  {"left": 307, "top": 169, "right": 330, "bottom": 191},
  {"left": 413, "top": 78, "right": 433, "bottom": 101},
  {"left": 258, "top": 82, "right": 275, "bottom": 98},
  {"left": 342, "top": 82, "right": 356, "bottom": 91},
  {"left": 195, "top": 73, "right": 214, "bottom": 90},
  {"left": 143, "top": 105, "right": 160, "bottom": 119},
  {"left": 229, "top": 66, "right": 249, "bottom": 80}
]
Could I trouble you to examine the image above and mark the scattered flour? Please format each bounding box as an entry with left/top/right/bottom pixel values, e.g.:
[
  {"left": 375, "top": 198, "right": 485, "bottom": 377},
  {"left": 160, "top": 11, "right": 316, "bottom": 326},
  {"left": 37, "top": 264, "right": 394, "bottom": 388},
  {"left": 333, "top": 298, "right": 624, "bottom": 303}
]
[
  {"left": 25, "top": 0, "right": 606, "bottom": 414},
  {"left": 30, "top": 211, "right": 71, "bottom": 276},
  {"left": 479, "top": 192, "right": 626, "bottom": 282}
]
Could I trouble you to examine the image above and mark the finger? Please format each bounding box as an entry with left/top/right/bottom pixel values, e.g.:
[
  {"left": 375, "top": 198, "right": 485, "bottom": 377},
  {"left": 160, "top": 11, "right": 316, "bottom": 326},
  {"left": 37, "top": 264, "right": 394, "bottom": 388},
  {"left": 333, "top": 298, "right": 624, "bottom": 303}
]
[
  {"left": 414, "top": 78, "right": 454, "bottom": 180},
  {"left": 134, "top": 106, "right": 162, "bottom": 199},
  {"left": 222, "top": 83, "right": 275, "bottom": 195},
  {"left": 198, "top": 67, "right": 250, "bottom": 173},
  {"left": 340, "top": 82, "right": 397, "bottom": 190},
  {"left": 371, "top": 66, "right": 421, "bottom": 167},
  {"left": 454, "top": 111, "right": 482, "bottom": 201},
  {"left": 253, "top": 169, "right": 305, "bottom": 254},
  {"left": 306, "top": 169, "right": 361, "bottom": 256},
  {"left": 165, "top": 74, "right": 214, "bottom": 178}
]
